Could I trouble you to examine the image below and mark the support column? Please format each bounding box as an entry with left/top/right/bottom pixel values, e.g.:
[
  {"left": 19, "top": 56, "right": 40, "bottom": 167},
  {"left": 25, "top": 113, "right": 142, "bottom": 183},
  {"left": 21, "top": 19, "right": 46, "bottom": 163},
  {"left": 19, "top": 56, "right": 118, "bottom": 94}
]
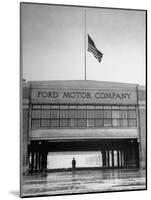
[
  {"left": 42, "top": 152, "right": 45, "bottom": 172},
  {"left": 35, "top": 152, "right": 38, "bottom": 171},
  {"left": 109, "top": 150, "right": 112, "bottom": 167},
  {"left": 117, "top": 150, "right": 120, "bottom": 167},
  {"left": 43, "top": 152, "right": 48, "bottom": 172},
  {"left": 38, "top": 152, "right": 40, "bottom": 171},
  {"left": 39, "top": 152, "right": 42, "bottom": 171},
  {"left": 121, "top": 150, "right": 124, "bottom": 167},
  {"left": 102, "top": 150, "right": 106, "bottom": 167},
  {"left": 107, "top": 151, "right": 110, "bottom": 167},
  {"left": 131, "top": 141, "right": 135, "bottom": 167},
  {"left": 38, "top": 152, "right": 41, "bottom": 171},
  {"left": 40, "top": 152, "right": 43, "bottom": 171},
  {"left": 31, "top": 152, "right": 34, "bottom": 173},
  {"left": 119, "top": 151, "right": 122, "bottom": 167},
  {"left": 33, "top": 152, "right": 36, "bottom": 171},
  {"left": 46, "top": 152, "right": 48, "bottom": 171},
  {"left": 137, "top": 86, "right": 146, "bottom": 169},
  {"left": 112, "top": 150, "right": 114, "bottom": 167},
  {"left": 106, "top": 151, "right": 109, "bottom": 167}
]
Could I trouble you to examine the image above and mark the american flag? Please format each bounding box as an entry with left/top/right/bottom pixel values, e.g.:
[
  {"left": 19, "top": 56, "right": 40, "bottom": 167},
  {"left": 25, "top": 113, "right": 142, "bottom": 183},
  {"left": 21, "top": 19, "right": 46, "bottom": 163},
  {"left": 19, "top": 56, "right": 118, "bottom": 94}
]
[{"left": 88, "top": 34, "right": 103, "bottom": 63}]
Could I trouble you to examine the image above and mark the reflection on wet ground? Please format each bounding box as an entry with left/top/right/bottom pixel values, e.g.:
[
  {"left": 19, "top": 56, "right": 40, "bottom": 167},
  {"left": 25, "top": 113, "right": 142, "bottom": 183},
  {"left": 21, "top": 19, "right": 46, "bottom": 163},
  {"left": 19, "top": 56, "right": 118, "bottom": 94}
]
[{"left": 22, "top": 169, "right": 146, "bottom": 197}]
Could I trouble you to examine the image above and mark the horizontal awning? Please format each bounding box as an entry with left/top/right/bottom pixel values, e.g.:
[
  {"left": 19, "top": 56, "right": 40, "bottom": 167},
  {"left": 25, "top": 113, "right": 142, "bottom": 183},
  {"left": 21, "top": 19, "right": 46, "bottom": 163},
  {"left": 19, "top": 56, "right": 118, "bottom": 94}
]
[{"left": 30, "top": 128, "right": 138, "bottom": 141}]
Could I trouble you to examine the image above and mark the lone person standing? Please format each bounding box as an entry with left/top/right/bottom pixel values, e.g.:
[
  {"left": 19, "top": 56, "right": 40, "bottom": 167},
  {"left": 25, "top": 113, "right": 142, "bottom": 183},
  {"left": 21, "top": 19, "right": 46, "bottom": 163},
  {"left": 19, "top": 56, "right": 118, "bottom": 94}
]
[{"left": 72, "top": 157, "right": 76, "bottom": 171}]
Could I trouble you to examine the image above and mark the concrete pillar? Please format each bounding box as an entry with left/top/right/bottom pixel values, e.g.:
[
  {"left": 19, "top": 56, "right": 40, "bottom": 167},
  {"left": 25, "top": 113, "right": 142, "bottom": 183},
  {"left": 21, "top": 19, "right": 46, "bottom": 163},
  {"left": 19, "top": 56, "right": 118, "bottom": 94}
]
[
  {"left": 35, "top": 152, "right": 38, "bottom": 171},
  {"left": 130, "top": 141, "right": 136, "bottom": 167},
  {"left": 22, "top": 81, "right": 30, "bottom": 175},
  {"left": 42, "top": 152, "right": 45, "bottom": 171},
  {"left": 106, "top": 151, "right": 109, "bottom": 167},
  {"left": 102, "top": 151, "right": 106, "bottom": 167},
  {"left": 40, "top": 152, "right": 42, "bottom": 172},
  {"left": 112, "top": 150, "right": 114, "bottom": 167},
  {"left": 45, "top": 152, "right": 48, "bottom": 171},
  {"left": 117, "top": 150, "right": 120, "bottom": 167},
  {"left": 119, "top": 150, "right": 124, "bottom": 167},
  {"left": 22, "top": 107, "right": 29, "bottom": 174},
  {"left": 31, "top": 152, "right": 34, "bottom": 173},
  {"left": 137, "top": 86, "right": 146, "bottom": 169},
  {"left": 38, "top": 152, "right": 41, "bottom": 171}
]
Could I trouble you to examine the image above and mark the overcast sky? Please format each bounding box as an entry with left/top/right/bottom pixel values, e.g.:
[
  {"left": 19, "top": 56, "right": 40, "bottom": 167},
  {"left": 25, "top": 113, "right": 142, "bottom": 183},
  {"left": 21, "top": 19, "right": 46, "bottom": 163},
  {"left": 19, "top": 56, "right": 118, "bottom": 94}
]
[{"left": 21, "top": 3, "right": 146, "bottom": 85}]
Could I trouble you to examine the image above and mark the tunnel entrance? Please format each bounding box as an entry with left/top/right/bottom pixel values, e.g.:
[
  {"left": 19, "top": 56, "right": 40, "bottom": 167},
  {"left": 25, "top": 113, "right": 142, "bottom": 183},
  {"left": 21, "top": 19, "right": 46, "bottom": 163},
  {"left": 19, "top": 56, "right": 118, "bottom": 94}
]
[{"left": 28, "top": 139, "right": 139, "bottom": 172}]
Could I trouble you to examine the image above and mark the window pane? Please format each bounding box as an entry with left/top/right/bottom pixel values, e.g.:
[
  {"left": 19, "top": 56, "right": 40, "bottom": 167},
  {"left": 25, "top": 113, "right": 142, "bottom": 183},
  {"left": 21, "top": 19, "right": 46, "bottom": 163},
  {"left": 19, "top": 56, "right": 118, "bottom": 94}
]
[
  {"left": 120, "top": 106, "right": 127, "bottom": 110},
  {"left": 112, "top": 110, "right": 120, "bottom": 118},
  {"left": 78, "top": 110, "right": 86, "bottom": 118},
  {"left": 69, "top": 110, "right": 77, "bottom": 118},
  {"left": 69, "top": 119, "right": 77, "bottom": 127},
  {"left": 128, "top": 106, "right": 135, "bottom": 110},
  {"left": 41, "top": 110, "right": 50, "bottom": 118},
  {"left": 112, "top": 106, "right": 120, "bottom": 109},
  {"left": 69, "top": 105, "right": 77, "bottom": 109},
  {"left": 87, "top": 119, "right": 94, "bottom": 127},
  {"left": 120, "top": 110, "right": 128, "bottom": 118},
  {"left": 87, "top": 110, "right": 94, "bottom": 118},
  {"left": 32, "top": 110, "right": 41, "bottom": 118},
  {"left": 60, "top": 119, "right": 68, "bottom": 127},
  {"left": 78, "top": 105, "right": 87, "bottom": 109},
  {"left": 60, "top": 105, "right": 68, "bottom": 109},
  {"left": 121, "top": 119, "right": 128, "bottom": 127},
  {"left": 51, "top": 119, "right": 59, "bottom": 127},
  {"left": 104, "top": 119, "right": 112, "bottom": 127},
  {"left": 95, "top": 119, "right": 103, "bottom": 127},
  {"left": 51, "top": 110, "right": 59, "bottom": 118},
  {"left": 41, "top": 119, "right": 50, "bottom": 127},
  {"left": 112, "top": 119, "right": 120, "bottom": 127},
  {"left": 42, "top": 105, "right": 50, "bottom": 109},
  {"left": 32, "top": 104, "right": 41, "bottom": 109},
  {"left": 51, "top": 105, "right": 59, "bottom": 109},
  {"left": 94, "top": 110, "right": 103, "bottom": 118},
  {"left": 128, "top": 110, "right": 136, "bottom": 118},
  {"left": 60, "top": 110, "right": 68, "bottom": 118},
  {"left": 129, "top": 119, "right": 137, "bottom": 127},
  {"left": 78, "top": 119, "right": 87, "bottom": 127},
  {"left": 32, "top": 119, "right": 40, "bottom": 127},
  {"left": 104, "top": 110, "right": 111, "bottom": 118},
  {"left": 104, "top": 106, "right": 111, "bottom": 109},
  {"left": 87, "top": 105, "right": 94, "bottom": 109},
  {"left": 95, "top": 105, "right": 103, "bottom": 109}
]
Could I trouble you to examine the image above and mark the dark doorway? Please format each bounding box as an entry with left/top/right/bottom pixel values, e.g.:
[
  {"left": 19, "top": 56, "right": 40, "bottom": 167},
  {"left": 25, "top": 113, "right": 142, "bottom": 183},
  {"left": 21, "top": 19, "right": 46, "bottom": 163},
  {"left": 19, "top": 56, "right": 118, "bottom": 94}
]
[{"left": 28, "top": 139, "right": 139, "bottom": 172}]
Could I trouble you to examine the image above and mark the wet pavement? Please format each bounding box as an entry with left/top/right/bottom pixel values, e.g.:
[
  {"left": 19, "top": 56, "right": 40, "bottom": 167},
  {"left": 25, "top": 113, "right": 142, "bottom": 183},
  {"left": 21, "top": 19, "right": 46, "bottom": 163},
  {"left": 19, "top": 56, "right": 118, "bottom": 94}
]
[{"left": 22, "top": 169, "right": 146, "bottom": 197}]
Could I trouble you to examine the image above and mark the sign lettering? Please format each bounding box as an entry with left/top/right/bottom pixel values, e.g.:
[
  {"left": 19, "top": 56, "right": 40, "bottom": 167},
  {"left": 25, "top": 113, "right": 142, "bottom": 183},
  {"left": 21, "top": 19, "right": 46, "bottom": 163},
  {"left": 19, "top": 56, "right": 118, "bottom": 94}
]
[{"left": 35, "top": 91, "right": 131, "bottom": 100}]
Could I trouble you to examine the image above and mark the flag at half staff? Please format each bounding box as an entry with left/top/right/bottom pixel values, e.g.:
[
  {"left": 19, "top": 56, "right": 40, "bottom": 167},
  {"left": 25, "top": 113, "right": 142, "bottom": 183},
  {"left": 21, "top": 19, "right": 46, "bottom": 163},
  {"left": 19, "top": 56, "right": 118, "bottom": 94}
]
[{"left": 88, "top": 34, "right": 103, "bottom": 63}]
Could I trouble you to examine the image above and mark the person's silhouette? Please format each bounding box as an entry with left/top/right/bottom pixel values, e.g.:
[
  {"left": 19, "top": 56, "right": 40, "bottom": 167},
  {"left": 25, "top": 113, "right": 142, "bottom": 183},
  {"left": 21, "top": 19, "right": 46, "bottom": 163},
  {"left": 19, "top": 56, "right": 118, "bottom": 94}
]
[{"left": 72, "top": 157, "right": 76, "bottom": 170}]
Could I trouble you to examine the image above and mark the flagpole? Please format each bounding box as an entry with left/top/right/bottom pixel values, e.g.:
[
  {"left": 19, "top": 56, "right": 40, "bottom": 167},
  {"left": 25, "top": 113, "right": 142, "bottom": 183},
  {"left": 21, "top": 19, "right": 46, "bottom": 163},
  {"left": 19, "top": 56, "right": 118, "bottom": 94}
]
[{"left": 84, "top": 9, "right": 86, "bottom": 80}]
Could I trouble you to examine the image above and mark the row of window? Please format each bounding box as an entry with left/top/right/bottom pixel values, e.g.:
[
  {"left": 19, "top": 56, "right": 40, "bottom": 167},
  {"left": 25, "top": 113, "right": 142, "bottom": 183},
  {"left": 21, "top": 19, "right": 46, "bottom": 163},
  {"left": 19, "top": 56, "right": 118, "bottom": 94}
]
[
  {"left": 32, "top": 109, "right": 136, "bottom": 119},
  {"left": 31, "top": 104, "right": 137, "bottom": 128},
  {"left": 32, "top": 105, "right": 136, "bottom": 110},
  {"left": 32, "top": 118, "right": 137, "bottom": 128}
]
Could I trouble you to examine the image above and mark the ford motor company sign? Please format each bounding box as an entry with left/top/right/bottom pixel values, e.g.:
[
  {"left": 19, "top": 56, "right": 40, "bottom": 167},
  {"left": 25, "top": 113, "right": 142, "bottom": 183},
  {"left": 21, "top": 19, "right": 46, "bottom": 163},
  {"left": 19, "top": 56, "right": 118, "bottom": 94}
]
[{"left": 31, "top": 89, "right": 137, "bottom": 104}]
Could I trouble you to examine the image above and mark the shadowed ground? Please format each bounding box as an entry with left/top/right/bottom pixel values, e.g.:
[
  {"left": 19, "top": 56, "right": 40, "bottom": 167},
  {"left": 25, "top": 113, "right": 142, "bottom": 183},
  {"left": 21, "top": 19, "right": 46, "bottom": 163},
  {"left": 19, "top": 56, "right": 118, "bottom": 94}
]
[{"left": 21, "top": 168, "right": 146, "bottom": 197}]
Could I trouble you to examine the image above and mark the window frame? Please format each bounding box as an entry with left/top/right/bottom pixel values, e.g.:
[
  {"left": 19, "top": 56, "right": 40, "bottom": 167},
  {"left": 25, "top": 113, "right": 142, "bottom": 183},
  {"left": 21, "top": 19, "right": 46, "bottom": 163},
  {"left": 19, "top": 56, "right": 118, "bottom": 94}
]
[{"left": 31, "top": 104, "right": 137, "bottom": 128}]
